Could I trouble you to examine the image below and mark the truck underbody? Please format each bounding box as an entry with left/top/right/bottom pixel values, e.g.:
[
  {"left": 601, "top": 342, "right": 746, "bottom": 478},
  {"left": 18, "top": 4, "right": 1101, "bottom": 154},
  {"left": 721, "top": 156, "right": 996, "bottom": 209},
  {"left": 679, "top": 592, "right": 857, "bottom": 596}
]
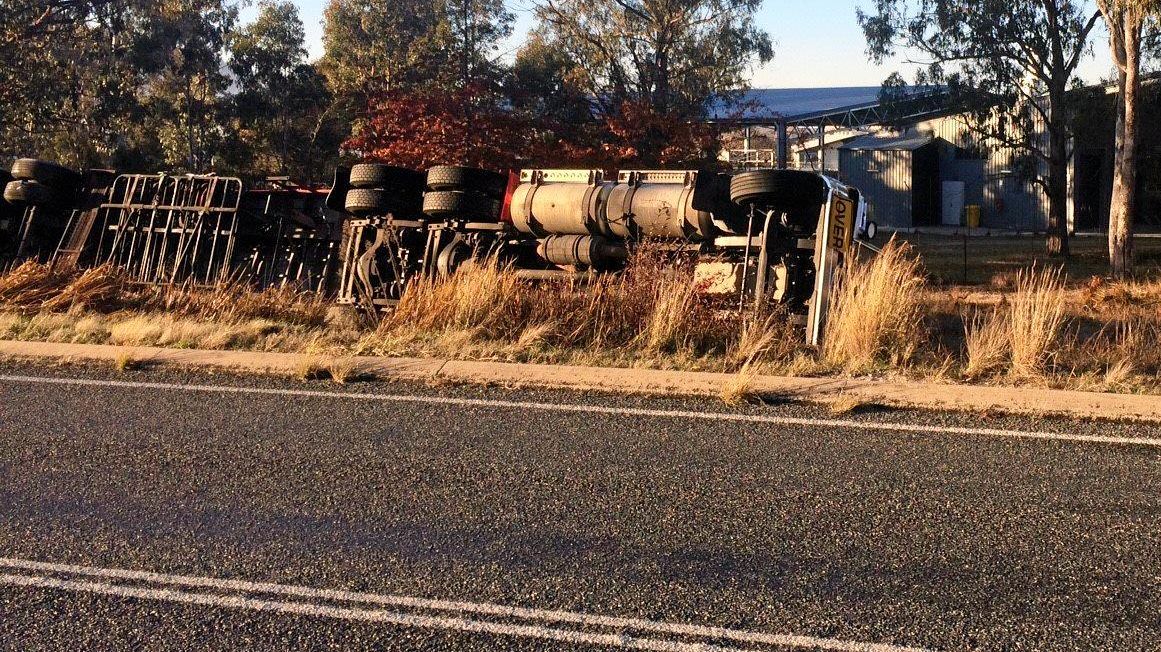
[{"left": 0, "top": 158, "right": 873, "bottom": 345}]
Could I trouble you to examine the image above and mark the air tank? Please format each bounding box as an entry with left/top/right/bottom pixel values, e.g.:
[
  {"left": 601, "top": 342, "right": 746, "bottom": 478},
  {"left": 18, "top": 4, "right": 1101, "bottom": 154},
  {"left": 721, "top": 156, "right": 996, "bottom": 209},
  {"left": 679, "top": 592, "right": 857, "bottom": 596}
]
[{"left": 510, "top": 169, "right": 718, "bottom": 241}]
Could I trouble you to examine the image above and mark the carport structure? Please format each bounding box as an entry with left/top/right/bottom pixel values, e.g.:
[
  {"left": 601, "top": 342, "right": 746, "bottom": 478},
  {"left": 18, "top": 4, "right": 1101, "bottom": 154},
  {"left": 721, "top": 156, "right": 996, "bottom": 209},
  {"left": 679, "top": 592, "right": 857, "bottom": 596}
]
[{"left": 709, "top": 86, "right": 951, "bottom": 169}]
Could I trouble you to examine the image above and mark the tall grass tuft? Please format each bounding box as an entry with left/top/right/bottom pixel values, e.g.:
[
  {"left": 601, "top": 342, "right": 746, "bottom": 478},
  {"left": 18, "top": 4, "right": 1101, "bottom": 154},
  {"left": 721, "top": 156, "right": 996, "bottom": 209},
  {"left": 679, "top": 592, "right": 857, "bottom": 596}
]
[
  {"left": 962, "top": 307, "right": 1010, "bottom": 379},
  {"left": 637, "top": 269, "right": 699, "bottom": 352},
  {"left": 41, "top": 265, "right": 126, "bottom": 312},
  {"left": 377, "top": 247, "right": 736, "bottom": 358},
  {"left": 386, "top": 260, "right": 526, "bottom": 337},
  {"left": 822, "top": 239, "right": 925, "bottom": 373},
  {"left": 1008, "top": 266, "right": 1066, "bottom": 377}
]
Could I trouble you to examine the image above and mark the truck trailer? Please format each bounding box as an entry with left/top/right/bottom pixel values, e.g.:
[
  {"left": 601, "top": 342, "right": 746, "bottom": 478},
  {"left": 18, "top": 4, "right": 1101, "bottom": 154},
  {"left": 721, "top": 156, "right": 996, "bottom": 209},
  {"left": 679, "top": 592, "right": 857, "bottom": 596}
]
[{"left": 329, "top": 164, "right": 875, "bottom": 345}]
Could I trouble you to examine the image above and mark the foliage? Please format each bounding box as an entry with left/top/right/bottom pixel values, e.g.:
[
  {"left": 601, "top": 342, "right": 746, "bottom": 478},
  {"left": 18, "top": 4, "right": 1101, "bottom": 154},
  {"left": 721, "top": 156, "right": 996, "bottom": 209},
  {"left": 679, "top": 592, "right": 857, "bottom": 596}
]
[
  {"left": 344, "top": 85, "right": 539, "bottom": 170},
  {"left": 318, "top": 0, "right": 446, "bottom": 102},
  {"left": 140, "top": 0, "right": 241, "bottom": 171},
  {"left": 229, "top": 1, "right": 339, "bottom": 181},
  {"left": 0, "top": 0, "right": 144, "bottom": 167},
  {"left": 531, "top": 0, "right": 771, "bottom": 119},
  {"left": 554, "top": 101, "right": 723, "bottom": 168}
]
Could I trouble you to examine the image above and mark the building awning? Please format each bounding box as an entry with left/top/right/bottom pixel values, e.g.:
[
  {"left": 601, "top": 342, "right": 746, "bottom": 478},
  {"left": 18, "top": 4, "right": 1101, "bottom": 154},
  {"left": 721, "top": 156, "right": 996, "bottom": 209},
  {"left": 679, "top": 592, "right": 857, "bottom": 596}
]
[{"left": 840, "top": 133, "right": 940, "bottom": 152}]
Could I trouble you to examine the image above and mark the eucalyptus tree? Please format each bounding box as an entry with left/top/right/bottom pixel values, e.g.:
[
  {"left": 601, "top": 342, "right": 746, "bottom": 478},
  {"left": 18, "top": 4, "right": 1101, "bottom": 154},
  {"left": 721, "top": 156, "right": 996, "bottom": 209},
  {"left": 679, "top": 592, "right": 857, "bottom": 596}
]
[
  {"left": 859, "top": 0, "right": 1101, "bottom": 256},
  {"left": 1096, "top": 0, "right": 1159, "bottom": 276},
  {"left": 230, "top": 1, "right": 335, "bottom": 180},
  {"left": 531, "top": 0, "right": 773, "bottom": 119}
]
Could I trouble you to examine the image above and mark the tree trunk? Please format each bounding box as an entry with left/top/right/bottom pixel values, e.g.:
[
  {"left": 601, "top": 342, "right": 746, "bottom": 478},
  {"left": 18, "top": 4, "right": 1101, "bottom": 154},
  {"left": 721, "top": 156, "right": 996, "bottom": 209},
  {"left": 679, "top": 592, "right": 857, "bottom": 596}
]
[
  {"left": 186, "top": 75, "right": 196, "bottom": 171},
  {"left": 1108, "top": 11, "right": 1142, "bottom": 279},
  {"left": 1046, "top": 130, "right": 1071, "bottom": 257},
  {"left": 1045, "top": 89, "right": 1070, "bottom": 257}
]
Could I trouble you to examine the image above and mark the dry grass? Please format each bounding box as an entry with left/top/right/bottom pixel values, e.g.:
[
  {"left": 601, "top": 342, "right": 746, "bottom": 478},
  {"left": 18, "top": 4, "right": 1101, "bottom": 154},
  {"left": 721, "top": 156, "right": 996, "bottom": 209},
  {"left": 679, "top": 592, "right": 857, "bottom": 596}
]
[
  {"left": 0, "top": 261, "right": 327, "bottom": 327},
  {"left": 373, "top": 248, "right": 751, "bottom": 366},
  {"left": 7, "top": 243, "right": 1161, "bottom": 398},
  {"left": 0, "top": 262, "right": 68, "bottom": 309},
  {"left": 962, "top": 308, "right": 1010, "bottom": 379},
  {"left": 114, "top": 352, "right": 136, "bottom": 373},
  {"left": 294, "top": 356, "right": 325, "bottom": 381},
  {"left": 720, "top": 362, "right": 761, "bottom": 406},
  {"left": 822, "top": 239, "right": 925, "bottom": 373},
  {"left": 1008, "top": 267, "right": 1066, "bottom": 377},
  {"left": 325, "top": 356, "right": 359, "bottom": 384}
]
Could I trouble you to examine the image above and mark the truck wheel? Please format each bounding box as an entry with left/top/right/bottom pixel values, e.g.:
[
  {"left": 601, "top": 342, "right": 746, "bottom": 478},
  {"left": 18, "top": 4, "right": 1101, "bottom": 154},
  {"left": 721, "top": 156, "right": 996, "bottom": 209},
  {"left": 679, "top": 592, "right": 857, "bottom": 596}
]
[
  {"left": 425, "top": 166, "right": 508, "bottom": 199},
  {"left": 4, "top": 180, "right": 54, "bottom": 206},
  {"left": 10, "top": 159, "right": 80, "bottom": 191},
  {"left": 730, "top": 170, "right": 828, "bottom": 209},
  {"left": 422, "top": 190, "right": 499, "bottom": 220},
  {"left": 348, "top": 163, "right": 424, "bottom": 190},
  {"left": 344, "top": 188, "right": 418, "bottom": 216}
]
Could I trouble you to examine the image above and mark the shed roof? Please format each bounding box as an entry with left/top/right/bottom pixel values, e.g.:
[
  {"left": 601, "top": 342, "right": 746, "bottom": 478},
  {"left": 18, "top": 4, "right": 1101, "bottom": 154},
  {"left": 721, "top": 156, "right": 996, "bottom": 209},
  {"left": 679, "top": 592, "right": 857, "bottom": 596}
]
[
  {"left": 710, "top": 87, "right": 881, "bottom": 121},
  {"left": 708, "top": 85, "right": 947, "bottom": 127},
  {"left": 840, "top": 133, "right": 938, "bottom": 152}
]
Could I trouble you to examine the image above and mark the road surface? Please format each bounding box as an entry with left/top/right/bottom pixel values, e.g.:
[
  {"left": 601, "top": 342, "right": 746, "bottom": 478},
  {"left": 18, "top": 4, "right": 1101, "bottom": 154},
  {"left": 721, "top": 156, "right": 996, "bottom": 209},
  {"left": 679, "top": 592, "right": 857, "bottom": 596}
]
[{"left": 0, "top": 360, "right": 1159, "bottom": 651}]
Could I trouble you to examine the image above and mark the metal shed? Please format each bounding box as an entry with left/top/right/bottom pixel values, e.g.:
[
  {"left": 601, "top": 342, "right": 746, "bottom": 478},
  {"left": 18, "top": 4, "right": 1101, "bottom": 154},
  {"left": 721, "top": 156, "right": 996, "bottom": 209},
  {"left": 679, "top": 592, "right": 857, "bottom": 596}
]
[{"left": 839, "top": 134, "right": 946, "bottom": 229}]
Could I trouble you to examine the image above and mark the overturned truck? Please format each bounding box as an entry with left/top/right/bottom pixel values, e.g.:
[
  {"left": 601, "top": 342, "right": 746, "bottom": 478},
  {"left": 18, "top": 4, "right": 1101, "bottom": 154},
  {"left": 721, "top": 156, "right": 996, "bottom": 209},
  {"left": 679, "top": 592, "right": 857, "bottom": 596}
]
[
  {"left": 331, "top": 164, "right": 874, "bottom": 345},
  {"left": 0, "top": 158, "right": 346, "bottom": 292}
]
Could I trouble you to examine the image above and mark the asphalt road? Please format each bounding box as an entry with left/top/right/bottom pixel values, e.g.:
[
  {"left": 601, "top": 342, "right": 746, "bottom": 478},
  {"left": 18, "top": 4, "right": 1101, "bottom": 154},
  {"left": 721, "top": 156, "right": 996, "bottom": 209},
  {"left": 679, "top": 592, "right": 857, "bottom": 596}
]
[{"left": 0, "top": 360, "right": 1159, "bottom": 651}]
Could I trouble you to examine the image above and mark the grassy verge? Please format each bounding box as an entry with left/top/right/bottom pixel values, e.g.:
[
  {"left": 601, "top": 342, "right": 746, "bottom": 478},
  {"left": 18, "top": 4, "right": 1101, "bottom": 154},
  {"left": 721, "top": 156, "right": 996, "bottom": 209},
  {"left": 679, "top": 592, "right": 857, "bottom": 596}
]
[{"left": 3, "top": 240, "right": 1161, "bottom": 396}]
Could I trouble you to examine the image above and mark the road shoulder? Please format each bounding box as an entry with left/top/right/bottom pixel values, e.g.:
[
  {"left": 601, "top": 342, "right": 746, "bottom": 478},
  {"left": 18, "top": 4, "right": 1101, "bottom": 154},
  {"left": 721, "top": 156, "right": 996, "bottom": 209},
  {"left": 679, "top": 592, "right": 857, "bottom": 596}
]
[{"left": 2, "top": 338, "right": 1160, "bottom": 424}]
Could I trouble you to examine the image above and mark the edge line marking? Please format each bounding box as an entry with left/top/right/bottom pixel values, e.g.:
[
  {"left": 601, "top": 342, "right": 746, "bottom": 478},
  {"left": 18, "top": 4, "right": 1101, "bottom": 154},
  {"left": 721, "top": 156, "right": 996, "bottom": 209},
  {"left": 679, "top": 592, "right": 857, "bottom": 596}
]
[{"left": 1, "top": 373, "right": 1159, "bottom": 448}]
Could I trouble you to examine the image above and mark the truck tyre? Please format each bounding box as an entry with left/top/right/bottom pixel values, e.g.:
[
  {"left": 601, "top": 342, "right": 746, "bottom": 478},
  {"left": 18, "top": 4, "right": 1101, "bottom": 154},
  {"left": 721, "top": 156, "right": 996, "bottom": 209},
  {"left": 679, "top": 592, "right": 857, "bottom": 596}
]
[
  {"left": 729, "top": 170, "right": 828, "bottom": 209},
  {"left": 348, "top": 163, "right": 423, "bottom": 190},
  {"left": 425, "top": 166, "right": 508, "bottom": 199},
  {"left": 10, "top": 158, "right": 80, "bottom": 191},
  {"left": 344, "top": 188, "right": 416, "bottom": 215},
  {"left": 422, "top": 190, "right": 499, "bottom": 220},
  {"left": 4, "top": 179, "right": 54, "bottom": 206}
]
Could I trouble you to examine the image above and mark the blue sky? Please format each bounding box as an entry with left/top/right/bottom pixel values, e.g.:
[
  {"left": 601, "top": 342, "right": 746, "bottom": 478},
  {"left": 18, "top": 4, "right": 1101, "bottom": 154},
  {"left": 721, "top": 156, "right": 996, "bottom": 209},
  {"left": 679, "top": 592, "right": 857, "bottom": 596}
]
[{"left": 250, "top": 0, "right": 1115, "bottom": 89}]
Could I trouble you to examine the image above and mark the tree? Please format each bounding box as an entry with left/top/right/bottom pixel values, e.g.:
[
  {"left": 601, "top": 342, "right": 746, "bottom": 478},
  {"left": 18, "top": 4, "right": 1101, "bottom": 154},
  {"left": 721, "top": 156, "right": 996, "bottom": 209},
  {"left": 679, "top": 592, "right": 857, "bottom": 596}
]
[
  {"left": 137, "top": 0, "right": 240, "bottom": 171},
  {"left": 230, "top": 1, "right": 338, "bottom": 181},
  {"left": 531, "top": 0, "right": 772, "bottom": 119},
  {"left": 1096, "top": 0, "right": 1159, "bottom": 277},
  {"left": 436, "top": 0, "right": 514, "bottom": 90},
  {"left": 319, "top": 0, "right": 444, "bottom": 103},
  {"left": 0, "top": 0, "right": 147, "bottom": 166},
  {"left": 344, "top": 84, "right": 537, "bottom": 170},
  {"left": 859, "top": 0, "right": 1101, "bottom": 257}
]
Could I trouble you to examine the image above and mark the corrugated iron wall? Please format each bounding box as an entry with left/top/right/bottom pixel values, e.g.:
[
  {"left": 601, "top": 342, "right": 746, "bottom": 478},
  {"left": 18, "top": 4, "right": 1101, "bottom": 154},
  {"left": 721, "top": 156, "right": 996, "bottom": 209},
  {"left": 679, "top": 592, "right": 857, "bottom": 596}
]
[
  {"left": 836, "top": 112, "right": 1052, "bottom": 231},
  {"left": 839, "top": 148, "right": 914, "bottom": 228},
  {"left": 919, "top": 114, "right": 1050, "bottom": 230}
]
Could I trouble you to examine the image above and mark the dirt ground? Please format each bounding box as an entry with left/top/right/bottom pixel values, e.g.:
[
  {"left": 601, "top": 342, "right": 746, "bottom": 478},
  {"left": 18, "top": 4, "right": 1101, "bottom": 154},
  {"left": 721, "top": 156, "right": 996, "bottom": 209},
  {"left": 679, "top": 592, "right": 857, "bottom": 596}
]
[{"left": 898, "top": 233, "right": 1161, "bottom": 286}]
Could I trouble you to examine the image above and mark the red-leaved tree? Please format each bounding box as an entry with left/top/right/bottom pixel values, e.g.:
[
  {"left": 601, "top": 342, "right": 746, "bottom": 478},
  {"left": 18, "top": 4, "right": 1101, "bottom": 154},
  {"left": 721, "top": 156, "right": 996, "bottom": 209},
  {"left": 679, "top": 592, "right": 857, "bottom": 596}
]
[
  {"left": 344, "top": 84, "right": 540, "bottom": 171},
  {"left": 530, "top": 101, "right": 724, "bottom": 170},
  {"left": 347, "top": 87, "right": 725, "bottom": 171}
]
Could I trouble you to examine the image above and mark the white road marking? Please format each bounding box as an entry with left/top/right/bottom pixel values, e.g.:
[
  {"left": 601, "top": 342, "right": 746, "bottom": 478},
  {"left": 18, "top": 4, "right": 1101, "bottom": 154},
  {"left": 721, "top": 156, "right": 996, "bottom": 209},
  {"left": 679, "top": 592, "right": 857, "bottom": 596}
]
[
  {"left": 0, "top": 558, "right": 930, "bottom": 652},
  {"left": 1, "top": 373, "right": 1159, "bottom": 448}
]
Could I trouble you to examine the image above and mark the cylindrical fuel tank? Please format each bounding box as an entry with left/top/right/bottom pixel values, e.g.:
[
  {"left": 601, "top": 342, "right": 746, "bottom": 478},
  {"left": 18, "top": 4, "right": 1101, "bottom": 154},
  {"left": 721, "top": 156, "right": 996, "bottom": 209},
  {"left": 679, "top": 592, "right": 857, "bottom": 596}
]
[
  {"left": 536, "top": 235, "right": 628, "bottom": 268},
  {"left": 510, "top": 170, "right": 612, "bottom": 236},
  {"left": 510, "top": 169, "right": 717, "bottom": 241},
  {"left": 604, "top": 170, "right": 715, "bottom": 240}
]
